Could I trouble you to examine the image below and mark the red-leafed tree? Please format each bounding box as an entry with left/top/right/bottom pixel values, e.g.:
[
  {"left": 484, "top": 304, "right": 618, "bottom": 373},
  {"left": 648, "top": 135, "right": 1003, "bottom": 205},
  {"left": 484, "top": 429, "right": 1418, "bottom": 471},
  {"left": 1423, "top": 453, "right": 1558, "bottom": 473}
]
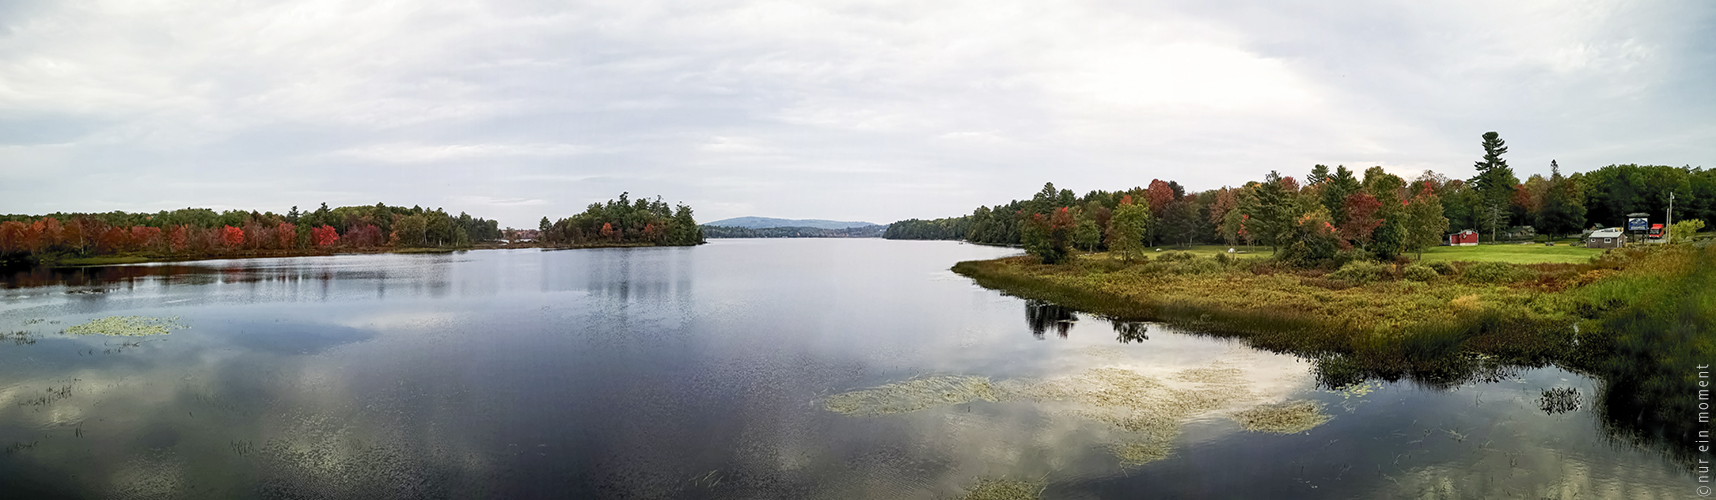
[
  {"left": 275, "top": 222, "right": 296, "bottom": 250},
  {"left": 344, "top": 224, "right": 382, "bottom": 248},
  {"left": 221, "top": 225, "right": 246, "bottom": 248},
  {"left": 1339, "top": 193, "right": 1384, "bottom": 244},
  {"left": 131, "top": 226, "right": 163, "bottom": 251},
  {"left": 168, "top": 226, "right": 189, "bottom": 252},
  {"left": 96, "top": 226, "right": 131, "bottom": 254},
  {"left": 600, "top": 222, "right": 618, "bottom": 241},
  {"left": 311, "top": 225, "right": 339, "bottom": 247},
  {"left": 1145, "top": 179, "right": 1176, "bottom": 218}
]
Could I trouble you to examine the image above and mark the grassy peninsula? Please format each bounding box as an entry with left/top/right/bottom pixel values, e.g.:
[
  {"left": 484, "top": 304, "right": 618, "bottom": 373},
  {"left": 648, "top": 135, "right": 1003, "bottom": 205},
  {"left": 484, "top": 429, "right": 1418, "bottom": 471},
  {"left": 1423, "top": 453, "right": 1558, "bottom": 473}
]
[{"left": 954, "top": 242, "right": 1716, "bottom": 464}]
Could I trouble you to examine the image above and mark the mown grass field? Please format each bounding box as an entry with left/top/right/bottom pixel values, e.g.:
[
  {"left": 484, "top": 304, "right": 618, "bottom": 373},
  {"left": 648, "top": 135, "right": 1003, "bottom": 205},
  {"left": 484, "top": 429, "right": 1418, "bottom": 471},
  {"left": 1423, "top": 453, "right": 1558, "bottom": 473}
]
[{"left": 1415, "top": 243, "right": 1604, "bottom": 264}]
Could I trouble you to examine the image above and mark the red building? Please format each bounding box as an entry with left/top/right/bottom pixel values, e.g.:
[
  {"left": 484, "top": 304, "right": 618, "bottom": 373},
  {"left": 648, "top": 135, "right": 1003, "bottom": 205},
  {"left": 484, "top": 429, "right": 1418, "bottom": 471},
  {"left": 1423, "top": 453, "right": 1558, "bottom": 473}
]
[{"left": 1448, "top": 230, "right": 1479, "bottom": 246}]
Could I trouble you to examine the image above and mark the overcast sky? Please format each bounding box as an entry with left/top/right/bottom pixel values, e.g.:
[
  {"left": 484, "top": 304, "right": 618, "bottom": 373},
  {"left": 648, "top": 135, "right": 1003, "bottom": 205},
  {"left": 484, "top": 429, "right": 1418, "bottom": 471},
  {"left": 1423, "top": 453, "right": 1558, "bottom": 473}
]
[{"left": 1, "top": 0, "right": 1711, "bottom": 227}]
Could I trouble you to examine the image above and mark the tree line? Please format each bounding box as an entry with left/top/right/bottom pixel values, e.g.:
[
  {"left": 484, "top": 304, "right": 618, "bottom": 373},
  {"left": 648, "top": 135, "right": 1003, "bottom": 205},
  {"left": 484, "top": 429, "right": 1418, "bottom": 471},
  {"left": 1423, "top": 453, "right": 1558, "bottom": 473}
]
[
  {"left": 0, "top": 203, "right": 504, "bottom": 266},
  {"left": 536, "top": 192, "right": 705, "bottom": 247},
  {"left": 886, "top": 132, "right": 1713, "bottom": 265},
  {"left": 0, "top": 192, "right": 711, "bottom": 267}
]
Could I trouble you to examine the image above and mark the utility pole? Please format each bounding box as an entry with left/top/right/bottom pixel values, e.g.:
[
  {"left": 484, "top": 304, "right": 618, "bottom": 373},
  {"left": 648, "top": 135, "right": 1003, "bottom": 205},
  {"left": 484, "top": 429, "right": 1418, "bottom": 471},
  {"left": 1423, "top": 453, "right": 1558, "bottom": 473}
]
[{"left": 1668, "top": 192, "right": 1676, "bottom": 242}]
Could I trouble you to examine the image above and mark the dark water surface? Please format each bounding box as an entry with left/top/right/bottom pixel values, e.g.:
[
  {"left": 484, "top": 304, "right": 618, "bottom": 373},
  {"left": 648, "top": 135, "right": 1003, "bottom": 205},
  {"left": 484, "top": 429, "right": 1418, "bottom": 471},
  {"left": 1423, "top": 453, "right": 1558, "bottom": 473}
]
[{"left": 0, "top": 240, "right": 1692, "bottom": 498}]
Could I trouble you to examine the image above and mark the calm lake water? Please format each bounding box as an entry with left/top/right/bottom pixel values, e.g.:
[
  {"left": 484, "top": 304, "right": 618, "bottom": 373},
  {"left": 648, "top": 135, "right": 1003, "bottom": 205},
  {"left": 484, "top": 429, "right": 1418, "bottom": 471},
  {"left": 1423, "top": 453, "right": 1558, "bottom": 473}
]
[{"left": 0, "top": 239, "right": 1693, "bottom": 498}]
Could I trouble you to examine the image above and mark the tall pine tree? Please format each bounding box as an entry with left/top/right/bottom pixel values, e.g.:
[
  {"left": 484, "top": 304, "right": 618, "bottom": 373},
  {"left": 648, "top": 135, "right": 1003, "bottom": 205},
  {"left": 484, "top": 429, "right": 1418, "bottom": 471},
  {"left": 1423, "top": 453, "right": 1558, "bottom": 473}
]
[{"left": 1469, "top": 131, "right": 1519, "bottom": 241}]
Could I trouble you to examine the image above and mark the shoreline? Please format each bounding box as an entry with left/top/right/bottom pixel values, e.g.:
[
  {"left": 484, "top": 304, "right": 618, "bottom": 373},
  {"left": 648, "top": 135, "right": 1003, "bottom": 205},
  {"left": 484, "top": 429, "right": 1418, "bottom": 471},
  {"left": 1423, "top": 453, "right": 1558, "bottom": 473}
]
[{"left": 24, "top": 242, "right": 700, "bottom": 269}]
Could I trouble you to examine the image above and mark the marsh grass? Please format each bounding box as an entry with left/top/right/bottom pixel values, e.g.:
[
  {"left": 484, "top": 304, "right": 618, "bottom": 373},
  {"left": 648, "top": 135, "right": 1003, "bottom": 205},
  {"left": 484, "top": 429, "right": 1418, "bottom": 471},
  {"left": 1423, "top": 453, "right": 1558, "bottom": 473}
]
[{"left": 951, "top": 255, "right": 1575, "bottom": 383}]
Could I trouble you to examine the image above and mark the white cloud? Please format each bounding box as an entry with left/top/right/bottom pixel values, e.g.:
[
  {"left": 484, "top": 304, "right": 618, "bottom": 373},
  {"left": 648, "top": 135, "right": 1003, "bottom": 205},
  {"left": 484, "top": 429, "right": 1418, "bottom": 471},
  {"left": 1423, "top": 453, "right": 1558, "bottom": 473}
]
[
  {"left": 0, "top": 0, "right": 1709, "bottom": 225},
  {"left": 331, "top": 143, "right": 590, "bottom": 163}
]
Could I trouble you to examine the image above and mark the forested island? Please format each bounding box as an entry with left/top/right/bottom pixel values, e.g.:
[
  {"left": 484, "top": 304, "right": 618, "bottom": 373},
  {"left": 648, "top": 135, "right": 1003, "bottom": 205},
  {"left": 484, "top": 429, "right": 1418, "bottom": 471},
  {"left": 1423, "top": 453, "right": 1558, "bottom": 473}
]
[
  {"left": 923, "top": 131, "right": 1713, "bottom": 467},
  {"left": 0, "top": 193, "right": 702, "bottom": 268},
  {"left": 534, "top": 193, "right": 705, "bottom": 247}
]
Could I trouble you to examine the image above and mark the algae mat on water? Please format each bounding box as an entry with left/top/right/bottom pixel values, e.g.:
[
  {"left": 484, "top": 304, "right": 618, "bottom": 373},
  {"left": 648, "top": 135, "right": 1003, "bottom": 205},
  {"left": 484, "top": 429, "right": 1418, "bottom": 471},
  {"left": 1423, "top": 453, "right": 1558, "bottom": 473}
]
[
  {"left": 823, "top": 365, "right": 1333, "bottom": 466},
  {"left": 63, "top": 316, "right": 187, "bottom": 336}
]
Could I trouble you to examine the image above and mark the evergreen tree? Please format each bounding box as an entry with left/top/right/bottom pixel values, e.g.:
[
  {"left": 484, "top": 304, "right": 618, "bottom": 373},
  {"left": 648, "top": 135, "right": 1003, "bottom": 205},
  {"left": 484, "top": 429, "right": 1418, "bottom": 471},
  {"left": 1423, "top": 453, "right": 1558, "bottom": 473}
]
[
  {"left": 1321, "top": 165, "right": 1361, "bottom": 224},
  {"left": 1537, "top": 160, "right": 1587, "bottom": 238},
  {"left": 1252, "top": 171, "right": 1297, "bottom": 252},
  {"left": 1307, "top": 164, "right": 1330, "bottom": 187},
  {"left": 1470, "top": 131, "right": 1519, "bottom": 241}
]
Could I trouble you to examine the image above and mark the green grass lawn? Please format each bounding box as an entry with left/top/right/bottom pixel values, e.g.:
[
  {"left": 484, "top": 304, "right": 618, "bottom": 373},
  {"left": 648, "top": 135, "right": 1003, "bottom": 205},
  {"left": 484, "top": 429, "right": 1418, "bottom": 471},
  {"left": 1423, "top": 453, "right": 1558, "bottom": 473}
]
[{"left": 1414, "top": 243, "right": 1603, "bottom": 264}]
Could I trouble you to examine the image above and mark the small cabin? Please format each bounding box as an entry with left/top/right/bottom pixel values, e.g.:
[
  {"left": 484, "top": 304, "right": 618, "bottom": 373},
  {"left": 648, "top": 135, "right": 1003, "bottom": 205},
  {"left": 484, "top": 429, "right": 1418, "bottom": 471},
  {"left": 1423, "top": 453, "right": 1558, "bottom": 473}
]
[
  {"left": 1448, "top": 230, "right": 1479, "bottom": 246},
  {"left": 1586, "top": 228, "right": 1625, "bottom": 249}
]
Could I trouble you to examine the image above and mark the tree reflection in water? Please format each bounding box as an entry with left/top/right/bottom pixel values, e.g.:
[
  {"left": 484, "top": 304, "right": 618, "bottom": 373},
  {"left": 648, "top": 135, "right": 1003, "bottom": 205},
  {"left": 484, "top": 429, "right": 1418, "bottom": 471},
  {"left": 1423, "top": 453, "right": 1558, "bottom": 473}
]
[
  {"left": 1110, "top": 319, "right": 1149, "bottom": 343},
  {"left": 1023, "top": 300, "right": 1076, "bottom": 339}
]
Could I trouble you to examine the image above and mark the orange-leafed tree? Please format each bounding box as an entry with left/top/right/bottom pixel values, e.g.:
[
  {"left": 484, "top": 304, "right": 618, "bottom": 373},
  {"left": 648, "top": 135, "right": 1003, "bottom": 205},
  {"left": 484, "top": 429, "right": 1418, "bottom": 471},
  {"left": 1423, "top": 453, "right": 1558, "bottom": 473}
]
[
  {"left": 600, "top": 222, "right": 618, "bottom": 241},
  {"left": 0, "top": 221, "right": 26, "bottom": 253},
  {"left": 32, "top": 218, "right": 62, "bottom": 253},
  {"left": 641, "top": 222, "right": 665, "bottom": 243},
  {"left": 221, "top": 225, "right": 245, "bottom": 248}
]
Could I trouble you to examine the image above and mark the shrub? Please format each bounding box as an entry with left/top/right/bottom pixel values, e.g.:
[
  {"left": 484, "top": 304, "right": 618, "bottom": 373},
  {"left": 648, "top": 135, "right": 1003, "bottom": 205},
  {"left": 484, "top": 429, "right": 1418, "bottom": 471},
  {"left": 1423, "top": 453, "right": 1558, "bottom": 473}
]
[
  {"left": 1403, "top": 264, "right": 1438, "bottom": 281},
  {"left": 1158, "top": 250, "right": 1195, "bottom": 262},
  {"left": 1329, "top": 261, "right": 1390, "bottom": 284},
  {"left": 1427, "top": 261, "right": 1457, "bottom": 276},
  {"left": 1670, "top": 219, "right": 1704, "bottom": 244},
  {"left": 1141, "top": 257, "right": 1224, "bottom": 275},
  {"left": 1462, "top": 261, "right": 1525, "bottom": 283}
]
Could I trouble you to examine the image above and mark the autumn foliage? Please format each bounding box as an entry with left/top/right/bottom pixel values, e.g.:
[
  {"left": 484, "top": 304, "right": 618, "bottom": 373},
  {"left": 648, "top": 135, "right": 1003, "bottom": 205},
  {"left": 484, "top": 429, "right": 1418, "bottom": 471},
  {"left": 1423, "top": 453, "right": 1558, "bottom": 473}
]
[{"left": 310, "top": 225, "right": 339, "bottom": 247}]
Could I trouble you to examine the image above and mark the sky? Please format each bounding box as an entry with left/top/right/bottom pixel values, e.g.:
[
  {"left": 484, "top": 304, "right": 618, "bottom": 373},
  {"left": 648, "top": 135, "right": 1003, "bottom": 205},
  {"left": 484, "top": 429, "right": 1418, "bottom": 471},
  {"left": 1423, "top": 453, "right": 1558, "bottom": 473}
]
[{"left": 1, "top": 0, "right": 1711, "bottom": 228}]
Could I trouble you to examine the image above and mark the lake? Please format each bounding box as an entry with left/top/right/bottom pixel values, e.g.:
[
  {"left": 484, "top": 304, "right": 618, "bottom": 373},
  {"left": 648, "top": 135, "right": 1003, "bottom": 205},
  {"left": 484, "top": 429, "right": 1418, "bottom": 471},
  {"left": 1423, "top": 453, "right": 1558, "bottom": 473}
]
[{"left": 0, "top": 239, "right": 1693, "bottom": 498}]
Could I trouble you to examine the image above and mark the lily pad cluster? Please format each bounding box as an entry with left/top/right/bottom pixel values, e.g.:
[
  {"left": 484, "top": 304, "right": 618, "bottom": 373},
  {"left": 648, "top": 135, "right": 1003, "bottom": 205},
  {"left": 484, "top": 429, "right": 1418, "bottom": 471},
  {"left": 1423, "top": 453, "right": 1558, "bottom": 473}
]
[{"left": 64, "top": 316, "right": 187, "bottom": 337}]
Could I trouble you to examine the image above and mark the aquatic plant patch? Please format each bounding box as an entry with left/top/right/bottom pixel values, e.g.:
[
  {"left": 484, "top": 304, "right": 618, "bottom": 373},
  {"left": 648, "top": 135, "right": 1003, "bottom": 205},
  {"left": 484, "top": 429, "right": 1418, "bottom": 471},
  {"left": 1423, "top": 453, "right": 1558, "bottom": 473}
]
[
  {"left": 824, "top": 365, "right": 1328, "bottom": 466},
  {"left": 956, "top": 477, "right": 1044, "bottom": 500},
  {"left": 64, "top": 316, "right": 187, "bottom": 336},
  {"left": 1230, "top": 400, "right": 1331, "bottom": 434},
  {"left": 822, "top": 375, "right": 1000, "bottom": 416}
]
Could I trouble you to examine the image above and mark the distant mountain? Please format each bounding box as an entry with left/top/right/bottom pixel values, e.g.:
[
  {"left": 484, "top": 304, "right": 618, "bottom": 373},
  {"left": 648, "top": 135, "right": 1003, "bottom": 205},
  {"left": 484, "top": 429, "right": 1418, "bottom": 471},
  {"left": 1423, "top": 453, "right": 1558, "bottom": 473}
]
[
  {"left": 702, "top": 216, "right": 879, "bottom": 230},
  {"left": 701, "top": 225, "right": 886, "bottom": 239}
]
